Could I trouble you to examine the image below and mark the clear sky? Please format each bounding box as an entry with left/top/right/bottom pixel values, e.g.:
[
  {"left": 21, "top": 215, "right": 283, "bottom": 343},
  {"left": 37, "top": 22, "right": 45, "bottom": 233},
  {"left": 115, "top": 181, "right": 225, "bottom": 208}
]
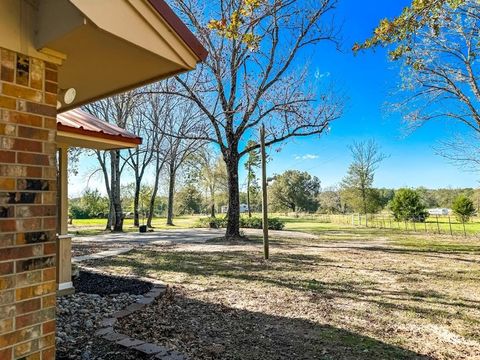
[
  {"left": 69, "top": 0, "right": 479, "bottom": 197},
  {"left": 264, "top": 0, "right": 478, "bottom": 190}
]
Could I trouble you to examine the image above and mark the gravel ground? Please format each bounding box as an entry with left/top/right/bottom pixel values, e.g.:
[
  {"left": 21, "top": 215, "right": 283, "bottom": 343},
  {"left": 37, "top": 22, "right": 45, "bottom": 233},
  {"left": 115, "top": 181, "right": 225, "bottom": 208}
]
[{"left": 57, "top": 271, "right": 153, "bottom": 360}]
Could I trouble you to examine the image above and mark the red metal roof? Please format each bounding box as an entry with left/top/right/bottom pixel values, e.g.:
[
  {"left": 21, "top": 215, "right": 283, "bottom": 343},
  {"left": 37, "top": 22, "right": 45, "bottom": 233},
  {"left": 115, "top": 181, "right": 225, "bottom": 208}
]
[
  {"left": 147, "top": 0, "right": 208, "bottom": 62},
  {"left": 57, "top": 109, "right": 142, "bottom": 146}
]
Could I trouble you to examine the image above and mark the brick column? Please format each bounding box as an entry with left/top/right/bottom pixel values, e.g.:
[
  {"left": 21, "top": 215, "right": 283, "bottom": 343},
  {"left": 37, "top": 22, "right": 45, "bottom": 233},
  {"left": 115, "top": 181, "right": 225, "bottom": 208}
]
[{"left": 0, "top": 48, "right": 57, "bottom": 360}]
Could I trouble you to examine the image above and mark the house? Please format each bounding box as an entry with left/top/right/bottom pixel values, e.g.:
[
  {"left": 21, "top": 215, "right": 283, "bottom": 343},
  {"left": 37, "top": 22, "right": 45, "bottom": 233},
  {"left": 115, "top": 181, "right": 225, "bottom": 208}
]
[
  {"left": 0, "top": 1, "right": 206, "bottom": 359},
  {"left": 221, "top": 204, "right": 250, "bottom": 213}
]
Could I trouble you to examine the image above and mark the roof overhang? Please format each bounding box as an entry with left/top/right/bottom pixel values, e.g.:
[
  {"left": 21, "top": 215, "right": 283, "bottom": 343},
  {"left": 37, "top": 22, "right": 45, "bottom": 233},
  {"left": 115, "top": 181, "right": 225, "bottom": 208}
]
[
  {"left": 34, "top": 0, "right": 207, "bottom": 111},
  {"left": 56, "top": 109, "right": 142, "bottom": 150}
]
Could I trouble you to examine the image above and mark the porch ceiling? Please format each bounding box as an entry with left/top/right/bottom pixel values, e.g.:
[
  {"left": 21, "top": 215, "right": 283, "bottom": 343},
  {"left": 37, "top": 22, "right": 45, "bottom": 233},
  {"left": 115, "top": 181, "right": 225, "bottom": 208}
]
[{"left": 35, "top": 0, "right": 207, "bottom": 111}]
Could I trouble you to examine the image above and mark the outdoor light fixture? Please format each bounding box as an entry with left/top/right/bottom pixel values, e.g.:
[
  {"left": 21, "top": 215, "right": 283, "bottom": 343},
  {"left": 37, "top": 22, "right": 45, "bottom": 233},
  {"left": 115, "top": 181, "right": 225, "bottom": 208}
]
[{"left": 57, "top": 88, "right": 77, "bottom": 109}]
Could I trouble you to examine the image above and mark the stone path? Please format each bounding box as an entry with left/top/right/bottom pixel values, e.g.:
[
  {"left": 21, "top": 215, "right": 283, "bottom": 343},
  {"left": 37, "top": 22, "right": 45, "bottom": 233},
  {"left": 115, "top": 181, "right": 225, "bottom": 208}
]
[{"left": 73, "top": 247, "right": 133, "bottom": 262}]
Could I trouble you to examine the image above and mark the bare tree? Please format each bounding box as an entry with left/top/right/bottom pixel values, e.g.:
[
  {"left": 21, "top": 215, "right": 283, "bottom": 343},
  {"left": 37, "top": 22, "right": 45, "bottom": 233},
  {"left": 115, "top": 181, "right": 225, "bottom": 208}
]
[
  {"left": 156, "top": 0, "right": 343, "bottom": 239},
  {"left": 436, "top": 133, "right": 480, "bottom": 172},
  {"left": 83, "top": 91, "right": 139, "bottom": 232},
  {"left": 162, "top": 100, "right": 206, "bottom": 226},
  {"left": 384, "top": 2, "right": 480, "bottom": 134},
  {"left": 123, "top": 98, "right": 159, "bottom": 227},
  {"left": 190, "top": 147, "right": 228, "bottom": 217},
  {"left": 341, "top": 140, "right": 387, "bottom": 225}
]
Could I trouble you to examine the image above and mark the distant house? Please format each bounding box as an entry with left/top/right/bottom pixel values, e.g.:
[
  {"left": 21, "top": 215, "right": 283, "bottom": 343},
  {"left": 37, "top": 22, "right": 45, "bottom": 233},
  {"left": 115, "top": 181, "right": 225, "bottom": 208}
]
[
  {"left": 427, "top": 208, "right": 451, "bottom": 216},
  {"left": 221, "top": 204, "right": 250, "bottom": 213}
]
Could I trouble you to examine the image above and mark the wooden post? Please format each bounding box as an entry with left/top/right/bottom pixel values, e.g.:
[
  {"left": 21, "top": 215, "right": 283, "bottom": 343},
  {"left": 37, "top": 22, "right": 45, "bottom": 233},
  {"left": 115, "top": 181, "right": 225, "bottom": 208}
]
[
  {"left": 260, "top": 124, "right": 269, "bottom": 260},
  {"left": 448, "top": 216, "right": 453, "bottom": 236},
  {"left": 57, "top": 146, "right": 73, "bottom": 294}
]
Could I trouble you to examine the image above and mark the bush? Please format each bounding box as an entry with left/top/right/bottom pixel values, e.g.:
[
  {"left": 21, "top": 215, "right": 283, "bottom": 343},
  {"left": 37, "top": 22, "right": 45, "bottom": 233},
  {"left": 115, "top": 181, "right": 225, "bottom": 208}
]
[
  {"left": 195, "top": 216, "right": 285, "bottom": 230},
  {"left": 389, "top": 188, "right": 428, "bottom": 222},
  {"left": 452, "top": 195, "right": 476, "bottom": 223},
  {"left": 240, "top": 216, "right": 285, "bottom": 230},
  {"left": 194, "top": 217, "right": 227, "bottom": 229}
]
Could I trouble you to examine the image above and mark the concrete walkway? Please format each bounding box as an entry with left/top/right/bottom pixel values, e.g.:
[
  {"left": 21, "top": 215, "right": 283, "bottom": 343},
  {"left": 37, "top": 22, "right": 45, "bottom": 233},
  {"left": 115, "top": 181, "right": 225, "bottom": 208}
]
[{"left": 72, "top": 228, "right": 226, "bottom": 247}]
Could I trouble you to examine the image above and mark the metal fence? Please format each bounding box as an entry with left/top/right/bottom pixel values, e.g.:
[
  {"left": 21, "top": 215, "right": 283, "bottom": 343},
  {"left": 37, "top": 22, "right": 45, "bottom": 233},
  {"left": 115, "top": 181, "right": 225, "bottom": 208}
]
[{"left": 320, "top": 213, "right": 479, "bottom": 237}]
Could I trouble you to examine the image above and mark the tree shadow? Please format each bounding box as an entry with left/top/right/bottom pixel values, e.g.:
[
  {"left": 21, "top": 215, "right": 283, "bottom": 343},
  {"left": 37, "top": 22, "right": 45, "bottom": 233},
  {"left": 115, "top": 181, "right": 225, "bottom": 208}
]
[{"left": 116, "top": 288, "right": 433, "bottom": 360}]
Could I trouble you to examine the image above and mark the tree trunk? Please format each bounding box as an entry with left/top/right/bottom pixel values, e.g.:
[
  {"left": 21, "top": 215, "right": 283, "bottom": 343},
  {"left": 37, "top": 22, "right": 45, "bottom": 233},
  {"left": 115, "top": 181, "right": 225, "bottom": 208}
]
[
  {"left": 111, "top": 150, "right": 123, "bottom": 232},
  {"left": 247, "top": 164, "right": 252, "bottom": 218},
  {"left": 209, "top": 185, "right": 216, "bottom": 218},
  {"left": 133, "top": 180, "right": 140, "bottom": 227},
  {"left": 225, "top": 154, "right": 241, "bottom": 239},
  {"left": 147, "top": 156, "right": 162, "bottom": 228},
  {"left": 166, "top": 162, "right": 176, "bottom": 226}
]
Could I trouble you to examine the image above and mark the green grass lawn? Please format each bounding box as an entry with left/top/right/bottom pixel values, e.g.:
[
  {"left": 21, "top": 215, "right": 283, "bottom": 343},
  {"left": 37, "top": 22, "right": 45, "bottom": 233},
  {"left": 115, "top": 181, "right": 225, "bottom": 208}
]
[
  {"left": 82, "top": 223, "right": 480, "bottom": 359},
  {"left": 69, "top": 215, "right": 202, "bottom": 236}
]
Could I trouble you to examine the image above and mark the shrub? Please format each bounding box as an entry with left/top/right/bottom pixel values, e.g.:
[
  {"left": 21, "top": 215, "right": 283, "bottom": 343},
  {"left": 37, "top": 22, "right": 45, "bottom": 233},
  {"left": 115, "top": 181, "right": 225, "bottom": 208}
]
[
  {"left": 195, "top": 216, "right": 285, "bottom": 230},
  {"left": 194, "top": 217, "right": 227, "bottom": 229},
  {"left": 240, "top": 216, "right": 285, "bottom": 230},
  {"left": 452, "top": 195, "right": 476, "bottom": 223},
  {"left": 389, "top": 188, "right": 428, "bottom": 222}
]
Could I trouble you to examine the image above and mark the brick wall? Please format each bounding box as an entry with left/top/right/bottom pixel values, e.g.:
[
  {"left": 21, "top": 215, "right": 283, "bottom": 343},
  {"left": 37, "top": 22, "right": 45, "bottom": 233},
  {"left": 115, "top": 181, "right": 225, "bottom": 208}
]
[{"left": 0, "top": 48, "right": 57, "bottom": 360}]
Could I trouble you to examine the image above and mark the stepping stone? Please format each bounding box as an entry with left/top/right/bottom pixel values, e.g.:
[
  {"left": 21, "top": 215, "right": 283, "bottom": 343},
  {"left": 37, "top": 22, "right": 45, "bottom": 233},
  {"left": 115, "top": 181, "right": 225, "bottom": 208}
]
[
  {"left": 94, "top": 327, "right": 113, "bottom": 336},
  {"left": 133, "top": 343, "right": 169, "bottom": 355},
  {"left": 117, "top": 337, "right": 145, "bottom": 348},
  {"left": 103, "top": 332, "right": 128, "bottom": 342}
]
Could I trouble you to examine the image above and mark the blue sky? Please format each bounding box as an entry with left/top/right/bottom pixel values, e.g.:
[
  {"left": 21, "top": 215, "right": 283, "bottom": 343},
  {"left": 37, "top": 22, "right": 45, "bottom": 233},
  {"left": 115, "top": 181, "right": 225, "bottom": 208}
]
[
  {"left": 70, "top": 0, "right": 479, "bottom": 197},
  {"left": 264, "top": 0, "right": 478, "bottom": 190}
]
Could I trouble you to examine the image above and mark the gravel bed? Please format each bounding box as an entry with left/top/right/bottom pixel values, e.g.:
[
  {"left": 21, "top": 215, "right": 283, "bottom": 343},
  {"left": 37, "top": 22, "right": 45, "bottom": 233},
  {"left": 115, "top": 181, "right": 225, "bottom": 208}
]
[{"left": 57, "top": 271, "right": 153, "bottom": 360}]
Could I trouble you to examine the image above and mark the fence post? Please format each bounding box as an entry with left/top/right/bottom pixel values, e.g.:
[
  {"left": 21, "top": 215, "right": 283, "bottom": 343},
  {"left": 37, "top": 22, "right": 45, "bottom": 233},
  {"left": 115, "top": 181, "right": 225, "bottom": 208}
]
[
  {"left": 463, "top": 221, "right": 466, "bottom": 237},
  {"left": 448, "top": 216, "right": 453, "bottom": 236}
]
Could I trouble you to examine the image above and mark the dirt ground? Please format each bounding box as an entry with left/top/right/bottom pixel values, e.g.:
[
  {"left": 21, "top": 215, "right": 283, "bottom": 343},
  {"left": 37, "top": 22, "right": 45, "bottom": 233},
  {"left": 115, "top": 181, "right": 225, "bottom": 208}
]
[{"left": 82, "top": 226, "right": 480, "bottom": 360}]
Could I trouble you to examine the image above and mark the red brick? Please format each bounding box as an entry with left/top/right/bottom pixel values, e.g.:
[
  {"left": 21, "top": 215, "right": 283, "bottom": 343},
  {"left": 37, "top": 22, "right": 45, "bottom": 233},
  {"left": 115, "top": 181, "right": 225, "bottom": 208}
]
[
  {"left": 18, "top": 102, "right": 56, "bottom": 117},
  {"left": 0, "top": 324, "right": 41, "bottom": 347},
  {"left": 17, "top": 153, "right": 49, "bottom": 166},
  {"left": 16, "top": 307, "right": 55, "bottom": 329},
  {"left": 42, "top": 217, "right": 56, "bottom": 230},
  {"left": 0, "top": 150, "right": 15, "bottom": 163},
  {"left": 0, "top": 275, "right": 15, "bottom": 290},
  {"left": 0, "top": 178, "right": 15, "bottom": 190},
  {"left": 2, "top": 83, "right": 43, "bottom": 103},
  {"left": 42, "top": 243, "right": 56, "bottom": 257},
  {"left": 42, "top": 320, "right": 55, "bottom": 335},
  {"left": 0, "top": 261, "right": 14, "bottom": 274},
  {"left": 44, "top": 93, "right": 56, "bottom": 106},
  {"left": 16, "top": 270, "right": 42, "bottom": 287},
  {"left": 43, "top": 118, "right": 56, "bottom": 129},
  {"left": 17, "top": 126, "right": 49, "bottom": 141},
  {"left": 10, "top": 112, "right": 43, "bottom": 127},
  {"left": 0, "top": 219, "right": 16, "bottom": 232},
  {"left": 0, "top": 345, "right": 12, "bottom": 360},
  {"left": 0, "top": 95, "right": 16, "bottom": 109},
  {"left": 26, "top": 166, "right": 43, "bottom": 178},
  {"left": 44, "top": 81, "right": 57, "bottom": 95},
  {"left": 15, "top": 298, "right": 41, "bottom": 315},
  {"left": 44, "top": 70, "right": 57, "bottom": 83},
  {"left": 11, "top": 139, "right": 43, "bottom": 152},
  {"left": 41, "top": 346, "right": 55, "bottom": 360}
]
